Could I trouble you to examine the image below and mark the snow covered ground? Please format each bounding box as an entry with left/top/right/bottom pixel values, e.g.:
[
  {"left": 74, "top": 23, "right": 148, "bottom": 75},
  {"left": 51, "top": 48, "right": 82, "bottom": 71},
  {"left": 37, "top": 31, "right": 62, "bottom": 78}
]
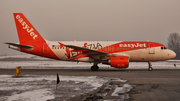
[
  {"left": 0, "top": 74, "right": 135, "bottom": 101},
  {"left": 0, "top": 75, "right": 108, "bottom": 101}
]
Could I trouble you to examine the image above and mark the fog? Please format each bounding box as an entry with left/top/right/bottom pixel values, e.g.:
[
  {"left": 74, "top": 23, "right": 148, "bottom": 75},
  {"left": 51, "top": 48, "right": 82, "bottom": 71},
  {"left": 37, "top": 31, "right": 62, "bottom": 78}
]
[{"left": 1, "top": 0, "right": 180, "bottom": 55}]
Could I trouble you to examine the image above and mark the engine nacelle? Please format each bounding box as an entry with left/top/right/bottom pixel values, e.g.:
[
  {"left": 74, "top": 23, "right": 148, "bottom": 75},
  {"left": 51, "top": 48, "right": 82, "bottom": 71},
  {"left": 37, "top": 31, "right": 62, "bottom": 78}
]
[{"left": 102, "top": 56, "right": 129, "bottom": 68}]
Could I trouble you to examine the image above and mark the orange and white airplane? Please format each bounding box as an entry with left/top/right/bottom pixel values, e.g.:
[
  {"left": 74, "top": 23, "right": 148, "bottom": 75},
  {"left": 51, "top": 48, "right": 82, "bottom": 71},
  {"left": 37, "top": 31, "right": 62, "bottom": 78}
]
[{"left": 6, "top": 13, "right": 176, "bottom": 71}]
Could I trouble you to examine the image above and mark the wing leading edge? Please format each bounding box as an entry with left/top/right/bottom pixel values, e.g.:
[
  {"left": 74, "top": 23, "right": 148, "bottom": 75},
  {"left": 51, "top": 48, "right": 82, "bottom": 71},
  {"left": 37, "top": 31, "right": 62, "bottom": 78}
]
[{"left": 66, "top": 45, "right": 107, "bottom": 55}]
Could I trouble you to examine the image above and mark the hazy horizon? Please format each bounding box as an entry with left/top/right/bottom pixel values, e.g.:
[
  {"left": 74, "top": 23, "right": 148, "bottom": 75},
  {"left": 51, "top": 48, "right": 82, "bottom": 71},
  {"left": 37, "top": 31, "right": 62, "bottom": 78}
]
[{"left": 1, "top": 0, "right": 180, "bottom": 55}]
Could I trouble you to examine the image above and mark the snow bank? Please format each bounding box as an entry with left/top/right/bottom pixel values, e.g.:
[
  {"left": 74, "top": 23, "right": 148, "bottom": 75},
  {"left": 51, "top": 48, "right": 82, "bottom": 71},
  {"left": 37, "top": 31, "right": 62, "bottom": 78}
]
[
  {"left": 111, "top": 84, "right": 133, "bottom": 96},
  {"left": 7, "top": 89, "right": 54, "bottom": 101},
  {"left": 0, "top": 75, "right": 108, "bottom": 101}
]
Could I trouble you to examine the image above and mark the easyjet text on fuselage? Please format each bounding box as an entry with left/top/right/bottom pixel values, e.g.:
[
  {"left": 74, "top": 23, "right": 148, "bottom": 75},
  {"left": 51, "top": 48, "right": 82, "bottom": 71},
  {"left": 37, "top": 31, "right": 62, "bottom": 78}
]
[{"left": 119, "top": 43, "right": 146, "bottom": 47}]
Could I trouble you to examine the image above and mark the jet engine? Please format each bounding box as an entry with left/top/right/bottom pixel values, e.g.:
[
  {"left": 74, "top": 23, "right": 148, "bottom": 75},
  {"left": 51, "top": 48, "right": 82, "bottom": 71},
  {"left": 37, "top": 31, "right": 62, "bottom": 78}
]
[{"left": 102, "top": 56, "right": 129, "bottom": 68}]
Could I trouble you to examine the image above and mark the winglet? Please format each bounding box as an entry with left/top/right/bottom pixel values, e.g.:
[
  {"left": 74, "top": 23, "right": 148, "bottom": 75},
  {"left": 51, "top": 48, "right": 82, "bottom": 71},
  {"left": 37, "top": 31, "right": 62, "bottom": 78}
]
[{"left": 58, "top": 42, "right": 65, "bottom": 49}]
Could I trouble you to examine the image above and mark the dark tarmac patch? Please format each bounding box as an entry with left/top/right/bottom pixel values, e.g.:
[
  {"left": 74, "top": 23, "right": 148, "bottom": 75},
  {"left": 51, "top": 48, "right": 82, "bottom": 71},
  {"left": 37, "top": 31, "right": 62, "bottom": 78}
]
[
  {"left": 129, "top": 84, "right": 160, "bottom": 94},
  {"left": 82, "top": 79, "right": 134, "bottom": 101}
]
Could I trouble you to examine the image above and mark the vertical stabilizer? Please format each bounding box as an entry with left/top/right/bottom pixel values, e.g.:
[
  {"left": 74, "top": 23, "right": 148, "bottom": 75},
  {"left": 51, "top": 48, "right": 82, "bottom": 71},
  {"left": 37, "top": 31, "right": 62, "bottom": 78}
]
[{"left": 13, "top": 13, "right": 45, "bottom": 44}]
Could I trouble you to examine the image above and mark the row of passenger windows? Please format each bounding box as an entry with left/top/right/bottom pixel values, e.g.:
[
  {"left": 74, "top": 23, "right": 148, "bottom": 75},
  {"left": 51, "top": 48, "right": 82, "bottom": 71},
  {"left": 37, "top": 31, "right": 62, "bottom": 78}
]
[
  {"left": 52, "top": 45, "right": 168, "bottom": 50},
  {"left": 52, "top": 46, "right": 147, "bottom": 50}
]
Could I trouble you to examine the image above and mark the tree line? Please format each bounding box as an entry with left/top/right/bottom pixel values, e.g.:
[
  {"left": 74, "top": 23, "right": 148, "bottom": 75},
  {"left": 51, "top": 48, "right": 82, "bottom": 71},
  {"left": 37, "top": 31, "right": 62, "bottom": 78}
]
[{"left": 168, "top": 33, "right": 180, "bottom": 59}]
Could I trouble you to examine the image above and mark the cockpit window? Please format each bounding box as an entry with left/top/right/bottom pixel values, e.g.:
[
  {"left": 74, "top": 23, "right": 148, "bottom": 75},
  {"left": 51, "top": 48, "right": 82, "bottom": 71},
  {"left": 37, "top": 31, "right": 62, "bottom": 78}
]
[{"left": 161, "top": 47, "right": 167, "bottom": 50}]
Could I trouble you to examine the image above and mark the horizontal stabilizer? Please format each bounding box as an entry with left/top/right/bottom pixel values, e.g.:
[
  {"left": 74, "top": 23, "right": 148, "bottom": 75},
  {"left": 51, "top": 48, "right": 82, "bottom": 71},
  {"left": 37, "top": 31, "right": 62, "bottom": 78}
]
[{"left": 5, "top": 43, "right": 33, "bottom": 49}]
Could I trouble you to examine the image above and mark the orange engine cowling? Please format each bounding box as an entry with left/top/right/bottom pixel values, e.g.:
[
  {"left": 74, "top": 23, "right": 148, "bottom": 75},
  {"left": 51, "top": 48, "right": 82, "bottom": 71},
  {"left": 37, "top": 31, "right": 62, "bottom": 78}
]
[
  {"left": 110, "top": 56, "right": 129, "bottom": 68},
  {"left": 102, "top": 56, "right": 129, "bottom": 68}
]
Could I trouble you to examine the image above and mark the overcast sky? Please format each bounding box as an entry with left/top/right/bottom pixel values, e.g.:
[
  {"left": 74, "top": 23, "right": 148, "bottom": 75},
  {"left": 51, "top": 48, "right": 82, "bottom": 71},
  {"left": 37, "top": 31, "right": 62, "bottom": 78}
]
[{"left": 0, "top": 0, "right": 180, "bottom": 55}]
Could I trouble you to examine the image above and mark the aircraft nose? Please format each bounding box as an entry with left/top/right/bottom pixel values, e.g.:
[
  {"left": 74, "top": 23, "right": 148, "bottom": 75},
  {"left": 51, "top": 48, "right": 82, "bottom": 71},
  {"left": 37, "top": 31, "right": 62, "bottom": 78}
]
[{"left": 170, "top": 50, "right": 176, "bottom": 59}]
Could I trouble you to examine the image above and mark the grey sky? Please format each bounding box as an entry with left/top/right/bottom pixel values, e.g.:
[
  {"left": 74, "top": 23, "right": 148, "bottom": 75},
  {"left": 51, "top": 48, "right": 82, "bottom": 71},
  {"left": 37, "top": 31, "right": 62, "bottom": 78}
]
[{"left": 0, "top": 0, "right": 180, "bottom": 55}]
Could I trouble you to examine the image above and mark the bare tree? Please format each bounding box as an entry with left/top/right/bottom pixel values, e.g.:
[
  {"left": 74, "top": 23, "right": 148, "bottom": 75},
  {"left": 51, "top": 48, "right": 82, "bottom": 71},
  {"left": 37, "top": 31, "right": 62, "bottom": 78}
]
[{"left": 168, "top": 33, "right": 180, "bottom": 59}]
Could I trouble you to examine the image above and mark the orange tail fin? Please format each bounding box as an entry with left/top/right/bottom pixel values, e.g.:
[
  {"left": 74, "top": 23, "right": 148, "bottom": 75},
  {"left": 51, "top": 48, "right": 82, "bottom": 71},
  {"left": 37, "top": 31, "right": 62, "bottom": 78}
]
[{"left": 13, "top": 13, "right": 45, "bottom": 44}]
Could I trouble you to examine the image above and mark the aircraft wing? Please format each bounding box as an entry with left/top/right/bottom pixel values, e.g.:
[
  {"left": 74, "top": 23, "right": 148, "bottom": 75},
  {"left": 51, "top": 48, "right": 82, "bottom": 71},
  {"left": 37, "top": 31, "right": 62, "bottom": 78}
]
[
  {"left": 65, "top": 45, "right": 127, "bottom": 60},
  {"left": 5, "top": 43, "right": 33, "bottom": 49},
  {"left": 66, "top": 45, "right": 108, "bottom": 55}
]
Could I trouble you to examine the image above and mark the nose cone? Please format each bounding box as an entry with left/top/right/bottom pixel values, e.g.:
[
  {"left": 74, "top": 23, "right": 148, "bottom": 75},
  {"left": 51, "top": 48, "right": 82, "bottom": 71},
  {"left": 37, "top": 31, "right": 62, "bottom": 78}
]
[{"left": 170, "top": 50, "right": 176, "bottom": 59}]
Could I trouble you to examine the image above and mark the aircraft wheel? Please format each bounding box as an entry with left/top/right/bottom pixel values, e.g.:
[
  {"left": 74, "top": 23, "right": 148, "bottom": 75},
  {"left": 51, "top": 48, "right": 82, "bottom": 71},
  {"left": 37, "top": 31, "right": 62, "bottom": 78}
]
[
  {"left": 91, "top": 65, "right": 99, "bottom": 71},
  {"left": 148, "top": 67, "right": 153, "bottom": 71}
]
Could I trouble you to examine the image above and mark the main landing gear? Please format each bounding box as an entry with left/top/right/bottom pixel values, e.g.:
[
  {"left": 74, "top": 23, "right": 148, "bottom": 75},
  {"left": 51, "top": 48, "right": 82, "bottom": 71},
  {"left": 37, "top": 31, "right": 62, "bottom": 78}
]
[
  {"left": 91, "top": 65, "right": 99, "bottom": 71},
  {"left": 91, "top": 61, "right": 99, "bottom": 71},
  {"left": 148, "top": 61, "right": 153, "bottom": 71}
]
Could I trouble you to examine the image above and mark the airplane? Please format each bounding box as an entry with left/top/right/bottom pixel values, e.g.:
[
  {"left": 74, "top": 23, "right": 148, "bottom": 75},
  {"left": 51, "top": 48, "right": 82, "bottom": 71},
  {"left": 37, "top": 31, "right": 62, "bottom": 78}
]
[{"left": 5, "top": 13, "right": 176, "bottom": 71}]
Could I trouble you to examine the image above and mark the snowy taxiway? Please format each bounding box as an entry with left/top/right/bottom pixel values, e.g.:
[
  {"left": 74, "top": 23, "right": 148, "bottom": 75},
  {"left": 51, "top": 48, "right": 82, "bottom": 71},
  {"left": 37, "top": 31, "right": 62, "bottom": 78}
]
[{"left": 0, "top": 55, "right": 180, "bottom": 101}]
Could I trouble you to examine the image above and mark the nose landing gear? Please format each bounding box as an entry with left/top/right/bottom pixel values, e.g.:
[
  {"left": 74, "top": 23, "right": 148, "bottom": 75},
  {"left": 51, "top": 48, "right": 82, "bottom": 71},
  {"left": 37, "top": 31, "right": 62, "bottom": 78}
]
[
  {"left": 148, "top": 61, "right": 153, "bottom": 71},
  {"left": 148, "top": 67, "right": 153, "bottom": 71}
]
